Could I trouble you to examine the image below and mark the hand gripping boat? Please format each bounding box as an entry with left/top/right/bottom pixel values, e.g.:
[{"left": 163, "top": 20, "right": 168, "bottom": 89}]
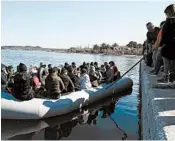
[{"left": 1, "top": 77, "right": 133, "bottom": 120}]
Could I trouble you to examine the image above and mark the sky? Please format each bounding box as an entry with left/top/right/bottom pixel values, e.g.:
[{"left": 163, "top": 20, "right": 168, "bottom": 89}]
[{"left": 1, "top": 0, "right": 174, "bottom": 49}]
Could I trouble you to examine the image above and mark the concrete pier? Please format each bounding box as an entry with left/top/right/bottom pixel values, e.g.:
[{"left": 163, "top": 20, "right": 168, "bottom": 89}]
[{"left": 140, "top": 60, "right": 175, "bottom": 140}]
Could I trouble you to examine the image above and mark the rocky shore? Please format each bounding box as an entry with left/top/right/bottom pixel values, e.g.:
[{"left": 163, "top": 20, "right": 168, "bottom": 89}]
[{"left": 1, "top": 44, "right": 143, "bottom": 56}]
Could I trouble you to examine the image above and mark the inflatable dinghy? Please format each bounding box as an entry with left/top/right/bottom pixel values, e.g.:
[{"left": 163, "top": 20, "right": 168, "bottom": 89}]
[
  {"left": 2, "top": 88, "right": 132, "bottom": 140},
  {"left": 1, "top": 77, "right": 133, "bottom": 120}
]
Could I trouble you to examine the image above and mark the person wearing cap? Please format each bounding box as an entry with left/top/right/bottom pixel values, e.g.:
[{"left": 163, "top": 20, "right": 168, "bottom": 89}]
[
  {"left": 60, "top": 68, "right": 75, "bottom": 93},
  {"left": 13, "top": 63, "right": 34, "bottom": 101},
  {"left": 158, "top": 4, "right": 175, "bottom": 83},
  {"left": 45, "top": 67, "right": 65, "bottom": 99},
  {"left": 80, "top": 68, "right": 92, "bottom": 89}
]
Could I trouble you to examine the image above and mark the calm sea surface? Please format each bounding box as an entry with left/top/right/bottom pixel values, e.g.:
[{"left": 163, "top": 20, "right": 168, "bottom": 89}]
[{"left": 1, "top": 50, "right": 141, "bottom": 140}]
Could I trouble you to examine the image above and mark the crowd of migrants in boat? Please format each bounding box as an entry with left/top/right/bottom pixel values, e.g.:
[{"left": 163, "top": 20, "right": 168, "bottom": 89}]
[
  {"left": 142, "top": 4, "right": 175, "bottom": 84},
  {"left": 1, "top": 61, "right": 121, "bottom": 101}
]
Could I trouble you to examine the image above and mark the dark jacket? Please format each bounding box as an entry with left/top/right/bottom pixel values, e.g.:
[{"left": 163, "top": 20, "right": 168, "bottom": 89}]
[
  {"left": 45, "top": 74, "right": 65, "bottom": 95},
  {"left": 146, "top": 27, "right": 160, "bottom": 44},
  {"left": 13, "top": 72, "right": 34, "bottom": 101},
  {"left": 89, "top": 72, "right": 99, "bottom": 87},
  {"left": 160, "top": 18, "right": 175, "bottom": 60},
  {"left": 60, "top": 74, "right": 75, "bottom": 92},
  {"left": 68, "top": 73, "right": 81, "bottom": 90}
]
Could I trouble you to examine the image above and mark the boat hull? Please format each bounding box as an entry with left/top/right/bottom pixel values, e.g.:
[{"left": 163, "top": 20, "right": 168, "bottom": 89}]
[{"left": 1, "top": 77, "right": 133, "bottom": 120}]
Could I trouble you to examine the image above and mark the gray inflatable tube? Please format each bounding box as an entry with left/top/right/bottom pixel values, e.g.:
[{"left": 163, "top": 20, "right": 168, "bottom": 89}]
[{"left": 1, "top": 77, "right": 133, "bottom": 120}]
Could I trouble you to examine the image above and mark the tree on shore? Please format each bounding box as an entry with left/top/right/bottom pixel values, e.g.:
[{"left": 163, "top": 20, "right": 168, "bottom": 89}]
[{"left": 93, "top": 44, "right": 100, "bottom": 50}]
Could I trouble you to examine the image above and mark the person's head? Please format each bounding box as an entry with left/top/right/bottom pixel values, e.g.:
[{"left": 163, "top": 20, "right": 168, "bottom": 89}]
[
  {"left": 160, "top": 21, "right": 166, "bottom": 29},
  {"left": 106, "top": 65, "right": 110, "bottom": 70},
  {"left": 7, "top": 65, "right": 13, "bottom": 72},
  {"left": 40, "top": 62, "right": 43, "bottom": 67},
  {"left": 83, "top": 62, "right": 86, "bottom": 66},
  {"left": 101, "top": 65, "right": 105, "bottom": 68},
  {"left": 68, "top": 66, "right": 73, "bottom": 73},
  {"left": 18, "top": 63, "right": 27, "bottom": 72},
  {"left": 164, "top": 4, "right": 175, "bottom": 18},
  {"left": 81, "top": 68, "right": 87, "bottom": 74},
  {"left": 48, "top": 64, "right": 52, "bottom": 69},
  {"left": 109, "top": 61, "right": 115, "bottom": 67},
  {"left": 61, "top": 68, "right": 68, "bottom": 75},
  {"left": 49, "top": 67, "right": 58, "bottom": 75},
  {"left": 72, "top": 62, "right": 76, "bottom": 67},
  {"left": 104, "top": 62, "right": 108, "bottom": 66},
  {"left": 87, "top": 63, "right": 90, "bottom": 67},
  {"left": 94, "top": 62, "right": 98, "bottom": 66},
  {"left": 64, "top": 62, "right": 69, "bottom": 67},
  {"left": 90, "top": 62, "right": 94, "bottom": 66},
  {"left": 146, "top": 22, "right": 154, "bottom": 31},
  {"left": 43, "top": 64, "right": 46, "bottom": 68}
]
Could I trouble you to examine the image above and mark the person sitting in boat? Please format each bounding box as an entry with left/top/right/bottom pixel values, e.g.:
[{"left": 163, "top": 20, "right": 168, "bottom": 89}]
[
  {"left": 45, "top": 67, "right": 65, "bottom": 99},
  {"left": 6, "top": 65, "right": 14, "bottom": 80},
  {"left": 71, "top": 62, "right": 76, "bottom": 71},
  {"left": 80, "top": 62, "right": 88, "bottom": 72},
  {"left": 89, "top": 66, "right": 99, "bottom": 87},
  {"left": 86, "top": 62, "right": 90, "bottom": 73},
  {"left": 104, "top": 62, "right": 108, "bottom": 67},
  {"left": 13, "top": 63, "right": 34, "bottom": 101},
  {"left": 64, "top": 62, "right": 70, "bottom": 70},
  {"left": 99, "top": 65, "right": 106, "bottom": 78},
  {"left": 60, "top": 68, "right": 75, "bottom": 93},
  {"left": 80, "top": 68, "right": 92, "bottom": 89},
  {"left": 96, "top": 67, "right": 103, "bottom": 84},
  {"left": 48, "top": 64, "right": 52, "bottom": 72},
  {"left": 76, "top": 67, "right": 81, "bottom": 77},
  {"left": 38, "top": 62, "right": 48, "bottom": 86},
  {"left": 113, "top": 66, "right": 121, "bottom": 81},
  {"left": 94, "top": 62, "right": 99, "bottom": 70},
  {"left": 105, "top": 65, "right": 114, "bottom": 83},
  {"left": 1, "top": 65, "right": 8, "bottom": 91},
  {"left": 68, "top": 67, "right": 81, "bottom": 91},
  {"left": 31, "top": 71, "right": 41, "bottom": 92}
]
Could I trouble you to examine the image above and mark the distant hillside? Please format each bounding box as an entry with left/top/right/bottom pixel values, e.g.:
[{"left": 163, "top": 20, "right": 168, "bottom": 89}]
[
  {"left": 2, "top": 41, "right": 143, "bottom": 56},
  {"left": 1, "top": 46, "right": 66, "bottom": 52}
]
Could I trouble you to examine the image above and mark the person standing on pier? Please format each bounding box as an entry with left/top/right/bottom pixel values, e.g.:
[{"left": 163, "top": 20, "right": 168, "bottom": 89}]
[
  {"left": 146, "top": 22, "right": 160, "bottom": 68},
  {"left": 159, "top": 4, "right": 175, "bottom": 83}
]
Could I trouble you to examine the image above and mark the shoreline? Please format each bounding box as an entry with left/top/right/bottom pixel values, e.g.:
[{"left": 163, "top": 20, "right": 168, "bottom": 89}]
[{"left": 1, "top": 46, "right": 142, "bottom": 56}]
